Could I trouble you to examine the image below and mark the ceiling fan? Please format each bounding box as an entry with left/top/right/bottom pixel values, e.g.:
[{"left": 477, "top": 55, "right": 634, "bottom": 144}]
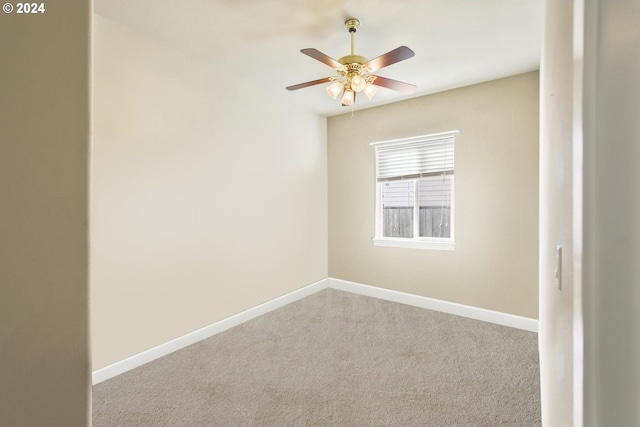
[{"left": 286, "top": 18, "right": 416, "bottom": 107}]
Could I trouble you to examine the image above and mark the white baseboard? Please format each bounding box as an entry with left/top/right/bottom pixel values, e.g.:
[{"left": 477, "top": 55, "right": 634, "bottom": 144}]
[
  {"left": 92, "top": 278, "right": 329, "bottom": 384},
  {"left": 327, "top": 278, "right": 538, "bottom": 333},
  {"left": 93, "top": 277, "right": 537, "bottom": 384}
]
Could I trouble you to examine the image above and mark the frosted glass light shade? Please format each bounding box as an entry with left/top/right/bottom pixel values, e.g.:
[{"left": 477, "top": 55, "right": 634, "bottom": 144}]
[
  {"left": 364, "top": 83, "right": 379, "bottom": 100},
  {"left": 350, "top": 75, "right": 366, "bottom": 92},
  {"left": 326, "top": 81, "right": 343, "bottom": 99},
  {"left": 341, "top": 89, "right": 355, "bottom": 106}
]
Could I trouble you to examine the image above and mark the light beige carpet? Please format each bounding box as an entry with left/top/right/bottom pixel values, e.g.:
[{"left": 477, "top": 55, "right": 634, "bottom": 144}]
[{"left": 93, "top": 288, "right": 540, "bottom": 426}]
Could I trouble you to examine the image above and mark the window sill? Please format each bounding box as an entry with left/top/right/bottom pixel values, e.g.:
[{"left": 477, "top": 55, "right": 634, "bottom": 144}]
[{"left": 372, "top": 238, "right": 455, "bottom": 251}]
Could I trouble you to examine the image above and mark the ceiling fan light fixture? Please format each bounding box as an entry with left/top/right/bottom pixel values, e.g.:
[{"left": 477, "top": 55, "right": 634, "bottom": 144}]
[
  {"left": 326, "top": 81, "right": 344, "bottom": 99},
  {"left": 341, "top": 88, "right": 355, "bottom": 106},
  {"left": 286, "top": 18, "right": 415, "bottom": 108}
]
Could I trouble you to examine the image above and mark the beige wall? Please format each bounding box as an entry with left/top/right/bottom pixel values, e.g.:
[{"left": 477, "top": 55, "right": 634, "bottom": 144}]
[
  {"left": 0, "top": 2, "right": 91, "bottom": 426},
  {"left": 328, "top": 72, "right": 539, "bottom": 319},
  {"left": 92, "top": 15, "right": 327, "bottom": 369}
]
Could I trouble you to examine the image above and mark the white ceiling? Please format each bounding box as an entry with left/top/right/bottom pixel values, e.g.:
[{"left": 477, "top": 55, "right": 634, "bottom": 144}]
[{"left": 94, "top": 0, "right": 543, "bottom": 117}]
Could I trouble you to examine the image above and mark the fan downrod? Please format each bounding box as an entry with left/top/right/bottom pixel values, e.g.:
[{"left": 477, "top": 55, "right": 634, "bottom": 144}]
[{"left": 341, "top": 18, "right": 366, "bottom": 64}]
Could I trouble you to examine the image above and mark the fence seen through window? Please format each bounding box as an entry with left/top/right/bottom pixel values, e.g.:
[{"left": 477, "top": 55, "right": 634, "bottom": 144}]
[{"left": 381, "top": 176, "right": 452, "bottom": 239}]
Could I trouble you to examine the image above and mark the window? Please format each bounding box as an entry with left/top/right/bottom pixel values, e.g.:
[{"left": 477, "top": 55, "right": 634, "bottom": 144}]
[{"left": 371, "top": 131, "right": 458, "bottom": 250}]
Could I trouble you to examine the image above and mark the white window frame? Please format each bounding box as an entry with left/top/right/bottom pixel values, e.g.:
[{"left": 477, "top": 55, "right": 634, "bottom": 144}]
[{"left": 371, "top": 130, "right": 458, "bottom": 251}]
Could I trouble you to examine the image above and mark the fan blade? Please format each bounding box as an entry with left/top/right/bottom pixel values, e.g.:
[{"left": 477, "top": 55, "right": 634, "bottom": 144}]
[
  {"left": 301, "top": 48, "right": 343, "bottom": 69},
  {"left": 286, "top": 77, "right": 332, "bottom": 91},
  {"left": 364, "top": 46, "right": 415, "bottom": 72},
  {"left": 371, "top": 76, "right": 416, "bottom": 94}
]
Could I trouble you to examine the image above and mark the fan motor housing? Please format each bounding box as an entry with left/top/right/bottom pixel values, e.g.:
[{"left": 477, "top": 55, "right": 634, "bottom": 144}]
[{"left": 338, "top": 55, "right": 368, "bottom": 65}]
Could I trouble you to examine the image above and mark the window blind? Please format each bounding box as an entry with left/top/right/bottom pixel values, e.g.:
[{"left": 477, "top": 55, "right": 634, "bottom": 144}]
[{"left": 371, "top": 132, "right": 456, "bottom": 182}]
